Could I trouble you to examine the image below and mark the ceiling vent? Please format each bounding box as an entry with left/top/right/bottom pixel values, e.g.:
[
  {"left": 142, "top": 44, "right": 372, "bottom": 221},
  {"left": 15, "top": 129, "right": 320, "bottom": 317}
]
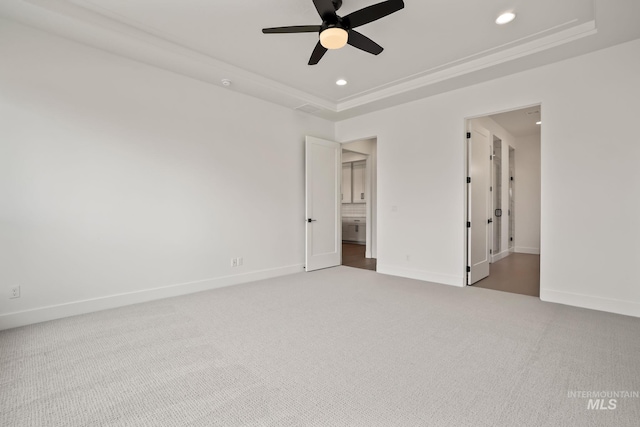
[{"left": 295, "top": 104, "right": 323, "bottom": 114}]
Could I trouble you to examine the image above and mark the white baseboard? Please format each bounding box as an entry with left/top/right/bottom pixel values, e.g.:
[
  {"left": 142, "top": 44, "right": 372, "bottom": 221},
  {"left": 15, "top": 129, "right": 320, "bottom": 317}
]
[
  {"left": 541, "top": 288, "right": 640, "bottom": 318},
  {"left": 515, "top": 247, "right": 540, "bottom": 255},
  {"left": 377, "top": 264, "right": 464, "bottom": 287},
  {"left": 491, "top": 250, "right": 511, "bottom": 263},
  {"left": 0, "top": 264, "right": 304, "bottom": 331}
]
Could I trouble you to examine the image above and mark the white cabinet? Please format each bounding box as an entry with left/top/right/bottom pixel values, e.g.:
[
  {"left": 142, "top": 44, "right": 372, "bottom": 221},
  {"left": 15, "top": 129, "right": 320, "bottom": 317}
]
[
  {"left": 352, "top": 161, "right": 366, "bottom": 204},
  {"left": 341, "top": 163, "right": 352, "bottom": 203},
  {"left": 342, "top": 222, "right": 355, "bottom": 241},
  {"left": 341, "top": 160, "right": 366, "bottom": 204},
  {"left": 342, "top": 217, "right": 366, "bottom": 243}
]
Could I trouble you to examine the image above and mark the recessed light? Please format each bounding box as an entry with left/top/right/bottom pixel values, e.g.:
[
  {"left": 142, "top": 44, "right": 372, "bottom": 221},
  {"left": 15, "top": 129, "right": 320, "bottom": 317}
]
[
  {"left": 336, "top": 79, "right": 348, "bottom": 86},
  {"left": 496, "top": 12, "right": 516, "bottom": 25},
  {"left": 536, "top": 121, "right": 542, "bottom": 125}
]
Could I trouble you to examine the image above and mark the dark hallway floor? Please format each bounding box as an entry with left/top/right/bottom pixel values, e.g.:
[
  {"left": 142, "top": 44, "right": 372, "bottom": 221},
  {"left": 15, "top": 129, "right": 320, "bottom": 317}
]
[
  {"left": 342, "top": 243, "right": 376, "bottom": 271},
  {"left": 472, "top": 253, "right": 540, "bottom": 297}
]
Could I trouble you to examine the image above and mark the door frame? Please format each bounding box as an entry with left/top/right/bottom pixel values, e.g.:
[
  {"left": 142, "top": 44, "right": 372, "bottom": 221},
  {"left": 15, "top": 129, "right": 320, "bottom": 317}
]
[
  {"left": 463, "top": 103, "right": 542, "bottom": 286},
  {"left": 491, "top": 135, "right": 504, "bottom": 263},
  {"left": 340, "top": 137, "right": 378, "bottom": 261},
  {"left": 341, "top": 149, "right": 373, "bottom": 258},
  {"left": 508, "top": 145, "right": 516, "bottom": 252}
]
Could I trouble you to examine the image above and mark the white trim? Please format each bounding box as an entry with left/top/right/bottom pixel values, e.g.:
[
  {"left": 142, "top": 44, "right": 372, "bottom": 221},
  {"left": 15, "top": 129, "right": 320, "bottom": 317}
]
[
  {"left": 541, "top": 289, "right": 640, "bottom": 318},
  {"left": 15, "top": 0, "right": 335, "bottom": 110},
  {"left": 365, "top": 155, "right": 372, "bottom": 259},
  {"left": 10, "top": 1, "right": 597, "bottom": 119},
  {"left": 491, "top": 250, "right": 511, "bottom": 263},
  {"left": 515, "top": 247, "right": 541, "bottom": 255},
  {"left": 340, "top": 137, "right": 377, "bottom": 261},
  {"left": 0, "top": 264, "right": 303, "bottom": 331},
  {"left": 377, "top": 264, "right": 465, "bottom": 287},
  {"left": 336, "top": 21, "right": 597, "bottom": 111}
]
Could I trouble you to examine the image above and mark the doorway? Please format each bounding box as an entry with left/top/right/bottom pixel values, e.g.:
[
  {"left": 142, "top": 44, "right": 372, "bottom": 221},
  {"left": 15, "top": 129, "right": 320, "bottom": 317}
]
[
  {"left": 465, "top": 106, "right": 541, "bottom": 297},
  {"left": 341, "top": 138, "right": 377, "bottom": 271},
  {"left": 492, "top": 136, "right": 503, "bottom": 262}
]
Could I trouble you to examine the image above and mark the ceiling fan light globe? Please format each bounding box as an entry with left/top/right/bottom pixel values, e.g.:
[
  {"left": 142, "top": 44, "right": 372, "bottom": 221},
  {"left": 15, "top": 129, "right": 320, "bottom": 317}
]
[{"left": 320, "top": 28, "right": 348, "bottom": 49}]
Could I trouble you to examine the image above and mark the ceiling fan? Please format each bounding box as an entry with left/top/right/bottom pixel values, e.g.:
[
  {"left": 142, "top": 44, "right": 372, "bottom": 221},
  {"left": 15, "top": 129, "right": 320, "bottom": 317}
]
[{"left": 262, "top": 0, "right": 405, "bottom": 65}]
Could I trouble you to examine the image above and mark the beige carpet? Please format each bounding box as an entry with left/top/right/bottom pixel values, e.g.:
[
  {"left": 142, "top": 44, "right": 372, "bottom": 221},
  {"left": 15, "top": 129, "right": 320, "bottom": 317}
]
[{"left": 1, "top": 266, "right": 639, "bottom": 426}]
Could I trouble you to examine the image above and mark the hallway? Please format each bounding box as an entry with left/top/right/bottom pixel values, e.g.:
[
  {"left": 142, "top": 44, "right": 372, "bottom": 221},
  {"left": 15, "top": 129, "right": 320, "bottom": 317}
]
[
  {"left": 342, "top": 243, "right": 376, "bottom": 271},
  {"left": 472, "top": 253, "right": 540, "bottom": 297}
]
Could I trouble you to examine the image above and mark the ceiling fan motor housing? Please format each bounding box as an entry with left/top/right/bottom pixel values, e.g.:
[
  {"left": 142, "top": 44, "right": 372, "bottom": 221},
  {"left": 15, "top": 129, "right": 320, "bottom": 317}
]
[
  {"left": 262, "top": 0, "right": 405, "bottom": 65},
  {"left": 320, "top": 17, "right": 349, "bottom": 33},
  {"left": 320, "top": 0, "right": 345, "bottom": 24}
]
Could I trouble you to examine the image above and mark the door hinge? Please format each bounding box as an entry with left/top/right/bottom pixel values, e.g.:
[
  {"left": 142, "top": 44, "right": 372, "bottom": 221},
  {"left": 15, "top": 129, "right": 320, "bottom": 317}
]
[
  {"left": 490, "top": 155, "right": 493, "bottom": 160},
  {"left": 467, "top": 266, "right": 471, "bottom": 273},
  {"left": 490, "top": 249, "right": 492, "bottom": 255},
  {"left": 467, "top": 221, "right": 471, "bottom": 228},
  {"left": 490, "top": 186, "right": 492, "bottom": 192},
  {"left": 510, "top": 237, "right": 513, "bottom": 242},
  {"left": 466, "top": 132, "right": 471, "bottom": 139},
  {"left": 467, "top": 177, "right": 471, "bottom": 184}
]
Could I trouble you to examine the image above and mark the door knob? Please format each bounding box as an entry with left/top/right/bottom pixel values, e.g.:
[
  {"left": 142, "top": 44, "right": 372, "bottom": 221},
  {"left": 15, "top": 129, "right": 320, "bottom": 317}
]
[{"left": 307, "top": 218, "right": 317, "bottom": 223}]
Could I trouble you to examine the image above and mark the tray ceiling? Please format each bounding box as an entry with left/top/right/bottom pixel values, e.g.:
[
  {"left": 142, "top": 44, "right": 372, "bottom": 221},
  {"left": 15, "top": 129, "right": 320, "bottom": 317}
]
[{"left": 2, "top": 0, "right": 639, "bottom": 120}]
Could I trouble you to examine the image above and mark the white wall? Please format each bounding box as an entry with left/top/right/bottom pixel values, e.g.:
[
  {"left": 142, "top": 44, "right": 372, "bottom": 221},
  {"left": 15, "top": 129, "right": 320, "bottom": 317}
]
[
  {"left": 2, "top": 20, "right": 639, "bottom": 326},
  {"left": 512, "top": 134, "right": 541, "bottom": 254},
  {"left": 0, "top": 20, "right": 334, "bottom": 329},
  {"left": 336, "top": 38, "right": 640, "bottom": 317}
]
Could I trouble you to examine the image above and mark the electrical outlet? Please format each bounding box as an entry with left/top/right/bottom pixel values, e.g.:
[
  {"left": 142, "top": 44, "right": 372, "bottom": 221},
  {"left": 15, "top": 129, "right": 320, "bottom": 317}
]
[
  {"left": 231, "top": 258, "right": 238, "bottom": 267},
  {"left": 10, "top": 286, "right": 20, "bottom": 299},
  {"left": 237, "top": 257, "right": 243, "bottom": 266}
]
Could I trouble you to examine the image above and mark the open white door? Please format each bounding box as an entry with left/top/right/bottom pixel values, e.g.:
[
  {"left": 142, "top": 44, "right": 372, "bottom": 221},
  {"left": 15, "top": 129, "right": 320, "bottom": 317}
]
[
  {"left": 468, "top": 125, "right": 491, "bottom": 284},
  {"left": 305, "top": 136, "right": 341, "bottom": 272}
]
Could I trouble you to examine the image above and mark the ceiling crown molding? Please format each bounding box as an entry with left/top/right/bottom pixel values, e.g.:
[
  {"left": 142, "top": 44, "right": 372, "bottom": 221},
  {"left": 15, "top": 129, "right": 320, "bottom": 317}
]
[
  {"left": 335, "top": 21, "right": 596, "bottom": 112},
  {"left": 7, "top": 0, "right": 339, "bottom": 113},
  {"left": 1, "top": 0, "right": 600, "bottom": 121}
]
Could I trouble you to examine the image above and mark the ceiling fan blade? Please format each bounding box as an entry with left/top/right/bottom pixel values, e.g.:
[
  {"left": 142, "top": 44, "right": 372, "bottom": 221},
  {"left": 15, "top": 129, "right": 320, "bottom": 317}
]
[
  {"left": 262, "top": 25, "right": 322, "bottom": 34},
  {"left": 308, "top": 41, "right": 328, "bottom": 65},
  {"left": 344, "top": 0, "right": 404, "bottom": 29},
  {"left": 347, "top": 30, "right": 383, "bottom": 55},
  {"left": 313, "top": 0, "right": 337, "bottom": 20}
]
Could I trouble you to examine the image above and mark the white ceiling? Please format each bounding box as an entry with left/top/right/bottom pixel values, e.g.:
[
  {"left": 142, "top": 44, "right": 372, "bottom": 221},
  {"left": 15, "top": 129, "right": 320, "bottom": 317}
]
[
  {"left": 490, "top": 106, "right": 541, "bottom": 138},
  {"left": 2, "top": 0, "right": 640, "bottom": 120}
]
